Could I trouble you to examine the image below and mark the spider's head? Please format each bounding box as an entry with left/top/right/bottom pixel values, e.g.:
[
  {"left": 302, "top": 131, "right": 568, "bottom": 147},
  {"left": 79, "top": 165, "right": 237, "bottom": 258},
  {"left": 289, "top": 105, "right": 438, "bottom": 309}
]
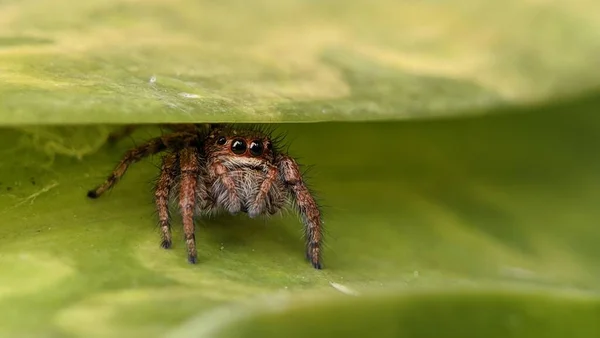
[{"left": 205, "top": 125, "right": 275, "bottom": 165}]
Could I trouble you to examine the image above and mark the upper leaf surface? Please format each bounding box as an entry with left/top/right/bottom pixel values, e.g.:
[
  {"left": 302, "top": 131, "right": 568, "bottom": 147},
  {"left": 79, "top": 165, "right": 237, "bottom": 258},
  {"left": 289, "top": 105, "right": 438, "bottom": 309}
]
[{"left": 1, "top": 0, "right": 599, "bottom": 124}]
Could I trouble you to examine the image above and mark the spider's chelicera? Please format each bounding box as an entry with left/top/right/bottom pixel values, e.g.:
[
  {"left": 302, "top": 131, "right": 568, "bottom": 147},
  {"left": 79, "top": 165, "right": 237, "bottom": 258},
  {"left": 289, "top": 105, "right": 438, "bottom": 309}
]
[{"left": 87, "top": 124, "right": 323, "bottom": 269}]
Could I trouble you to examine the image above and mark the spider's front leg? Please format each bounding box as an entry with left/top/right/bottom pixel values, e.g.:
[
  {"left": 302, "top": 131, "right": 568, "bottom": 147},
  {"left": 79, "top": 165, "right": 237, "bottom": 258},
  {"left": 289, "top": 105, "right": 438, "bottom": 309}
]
[
  {"left": 155, "top": 152, "right": 179, "bottom": 249},
  {"left": 87, "top": 132, "right": 197, "bottom": 198},
  {"left": 178, "top": 147, "right": 201, "bottom": 264},
  {"left": 87, "top": 136, "right": 170, "bottom": 198},
  {"left": 277, "top": 155, "right": 323, "bottom": 269}
]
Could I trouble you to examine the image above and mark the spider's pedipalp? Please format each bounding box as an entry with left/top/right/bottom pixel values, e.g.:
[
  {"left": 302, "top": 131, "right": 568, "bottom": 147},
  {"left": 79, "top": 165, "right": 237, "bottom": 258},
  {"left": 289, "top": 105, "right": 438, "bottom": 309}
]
[
  {"left": 276, "top": 154, "right": 323, "bottom": 269},
  {"left": 178, "top": 146, "right": 201, "bottom": 264},
  {"left": 155, "top": 152, "right": 179, "bottom": 249},
  {"left": 247, "top": 164, "right": 278, "bottom": 218},
  {"left": 208, "top": 160, "right": 243, "bottom": 214}
]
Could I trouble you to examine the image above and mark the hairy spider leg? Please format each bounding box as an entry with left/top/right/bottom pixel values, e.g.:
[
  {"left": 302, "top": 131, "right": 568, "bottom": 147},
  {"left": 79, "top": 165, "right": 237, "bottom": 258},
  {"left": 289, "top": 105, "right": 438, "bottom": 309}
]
[
  {"left": 88, "top": 132, "right": 200, "bottom": 198},
  {"left": 87, "top": 136, "right": 170, "bottom": 198},
  {"left": 155, "top": 152, "right": 179, "bottom": 249},
  {"left": 178, "top": 147, "right": 201, "bottom": 264},
  {"left": 277, "top": 155, "right": 323, "bottom": 269}
]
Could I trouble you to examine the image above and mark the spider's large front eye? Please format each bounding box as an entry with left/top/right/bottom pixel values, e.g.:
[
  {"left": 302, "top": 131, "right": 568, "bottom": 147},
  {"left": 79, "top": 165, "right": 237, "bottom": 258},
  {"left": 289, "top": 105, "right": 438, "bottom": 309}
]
[
  {"left": 216, "top": 136, "right": 227, "bottom": 145},
  {"left": 249, "top": 140, "right": 264, "bottom": 156},
  {"left": 231, "top": 139, "right": 247, "bottom": 154}
]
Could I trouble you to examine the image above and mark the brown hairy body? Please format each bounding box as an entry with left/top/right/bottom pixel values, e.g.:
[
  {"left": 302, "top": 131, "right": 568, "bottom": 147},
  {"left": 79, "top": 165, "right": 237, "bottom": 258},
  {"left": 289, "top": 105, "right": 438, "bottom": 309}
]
[{"left": 87, "top": 124, "right": 323, "bottom": 269}]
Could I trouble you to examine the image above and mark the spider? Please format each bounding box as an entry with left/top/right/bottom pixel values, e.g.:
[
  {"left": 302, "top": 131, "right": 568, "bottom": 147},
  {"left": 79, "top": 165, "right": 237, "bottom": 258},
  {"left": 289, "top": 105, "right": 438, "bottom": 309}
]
[{"left": 86, "top": 123, "right": 323, "bottom": 269}]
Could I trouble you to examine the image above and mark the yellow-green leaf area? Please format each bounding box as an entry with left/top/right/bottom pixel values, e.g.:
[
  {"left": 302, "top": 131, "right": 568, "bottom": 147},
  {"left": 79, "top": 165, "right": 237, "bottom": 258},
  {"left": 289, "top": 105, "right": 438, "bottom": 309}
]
[
  {"left": 1, "top": 0, "right": 600, "bottom": 124},
  {"left": 0, "top": 93, "right": 598, "bottom": 336}
]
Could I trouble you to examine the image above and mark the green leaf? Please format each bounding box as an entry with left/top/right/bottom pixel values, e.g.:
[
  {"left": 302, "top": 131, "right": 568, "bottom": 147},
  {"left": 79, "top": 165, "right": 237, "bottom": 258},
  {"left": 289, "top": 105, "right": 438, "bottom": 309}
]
[
  {"left": 2, "top": 0, "right": 600, "bottom": 336},
  {"left": 0, "top": 93, "right": 599, "bottom": 336},
  {"left": 1, "top": 0, "right": 600, "bottom": 124},
  {"left": 175, "top": 290, "right": 600, "bottom": 338}
]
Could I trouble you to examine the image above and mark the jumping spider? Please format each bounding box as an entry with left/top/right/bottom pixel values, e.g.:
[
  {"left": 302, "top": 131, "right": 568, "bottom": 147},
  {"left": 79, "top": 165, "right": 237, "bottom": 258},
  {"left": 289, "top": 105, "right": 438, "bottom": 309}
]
[{"left": 87, "top": 123, "right": 323, "bottom": 269}]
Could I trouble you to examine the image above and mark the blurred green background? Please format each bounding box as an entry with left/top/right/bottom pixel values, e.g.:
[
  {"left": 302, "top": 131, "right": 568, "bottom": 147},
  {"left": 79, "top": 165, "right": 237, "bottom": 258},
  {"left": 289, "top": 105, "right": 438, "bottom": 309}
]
[{"left": 1, "top": 0, "right": 600, "bottom": 337}]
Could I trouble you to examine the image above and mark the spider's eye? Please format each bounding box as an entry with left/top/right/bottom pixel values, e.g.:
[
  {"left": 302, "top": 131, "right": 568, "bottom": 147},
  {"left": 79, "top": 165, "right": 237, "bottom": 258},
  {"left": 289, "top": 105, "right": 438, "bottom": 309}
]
[
  {"left": 216, "top": 136, "right": 227, "bottom": 145},
  {"left": 231, "top": 139, "right": 247, "bottom": 154},
  {"left": 249, "top": 140, "right": 264, "bottom": 156}
]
